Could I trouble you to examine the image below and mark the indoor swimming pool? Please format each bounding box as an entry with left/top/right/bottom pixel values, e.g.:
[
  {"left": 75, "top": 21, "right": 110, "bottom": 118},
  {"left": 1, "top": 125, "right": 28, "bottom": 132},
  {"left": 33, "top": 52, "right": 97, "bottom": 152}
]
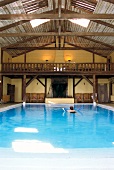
[{"left": 0, "top": 103, "right": 114, "bottom": 152}]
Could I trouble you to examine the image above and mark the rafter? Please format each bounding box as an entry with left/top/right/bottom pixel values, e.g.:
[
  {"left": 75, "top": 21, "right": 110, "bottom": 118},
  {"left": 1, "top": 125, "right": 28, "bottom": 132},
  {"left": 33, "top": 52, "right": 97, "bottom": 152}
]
[
  {"left": 1, "top": 32, "right": 114, "bottom": 37},
  {"left": 92, "top": 20, "right": 114, "bottom": 29},
  {"left": 66, "top": 42, "right": 107, "bottom": 58},
  {"left": 102, "top": 0, "right": 114, "bottom": 4},
  {"left": 0, "top": 9, "right": 113, "bottom": 33},
  {"left": 5, "top": 47, "right": 114, "bottom": 50},
  {"left": 80, "top": 36, "right": 114, "bottom": 49},
  {"left": 53, "top": 0, "right": 56, "bottom": 13},
  {"left": 11, "top": 41, "right": 55, "bottom": 57},
  {"left": 64, "top": 9, "right": 114, "bottom": 29},
  {"left": 0, "top": 20, "right": 28, "bottom": 32},
  {"left": 0, "top": 14, "right": 114, "bottom": 20},
  {"left": 85, "top": 0, "right": 97, "bottom": 4},
  {"left": 0, "top": 0, "right": 18, "bottom": 7},
  {"left": 71, "top": 0, "right": 96, "bottom": 12},
  {"left": 2, "top": 37, "right": 42, "bottom": 49}
]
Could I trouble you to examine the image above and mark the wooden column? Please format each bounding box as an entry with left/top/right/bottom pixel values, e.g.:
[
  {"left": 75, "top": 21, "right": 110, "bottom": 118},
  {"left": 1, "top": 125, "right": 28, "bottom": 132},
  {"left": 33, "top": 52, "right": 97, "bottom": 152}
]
[
  {"left": 0, "top": 76, "right": 3, "bottom": 100},
  {"left": 93, "top": 74, "right": 97, "bottom": 103},
  {"left": 0, "top": 49, "right": 3, "bottom": 100},
  {"left": 73, "top": 77, "right": 75, "bottom": 98},
  {"left": 93, "top": 52, "right": 95, "bottom": 63},
  {"left": 22, "top": 74, "right": 26, "bottom": 102},
  {"left": 45, "top": 77, "right": 47, "bottom": 98},
  {"left": 109, "top": 81, "right": 112, "bottom": 102}
]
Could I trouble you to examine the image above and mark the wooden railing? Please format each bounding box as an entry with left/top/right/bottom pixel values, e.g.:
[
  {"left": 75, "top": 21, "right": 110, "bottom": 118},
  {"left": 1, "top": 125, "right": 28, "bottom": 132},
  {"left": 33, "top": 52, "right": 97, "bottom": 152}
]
[{"left": 1, "top": 63, "right": 114, "bottom": 74}]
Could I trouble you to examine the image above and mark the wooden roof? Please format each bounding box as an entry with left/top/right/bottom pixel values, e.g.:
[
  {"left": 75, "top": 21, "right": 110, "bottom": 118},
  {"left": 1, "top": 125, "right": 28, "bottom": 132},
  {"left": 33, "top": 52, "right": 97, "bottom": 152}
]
[{"left": 0, "top": 0, "right": 114, "bottom": 58}]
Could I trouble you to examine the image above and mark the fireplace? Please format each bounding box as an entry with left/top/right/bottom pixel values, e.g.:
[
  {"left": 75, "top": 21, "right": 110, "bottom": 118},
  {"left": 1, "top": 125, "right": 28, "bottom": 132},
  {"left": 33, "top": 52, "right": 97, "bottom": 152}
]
[{"left": 52, "top": 78, "right": 68, "bottom": 98}]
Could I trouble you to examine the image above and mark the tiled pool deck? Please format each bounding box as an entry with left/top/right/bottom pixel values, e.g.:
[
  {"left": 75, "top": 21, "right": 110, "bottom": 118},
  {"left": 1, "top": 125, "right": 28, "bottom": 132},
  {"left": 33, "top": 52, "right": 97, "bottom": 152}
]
[{"left": 0, "top": 103, "right": 114, "bottom": 170}]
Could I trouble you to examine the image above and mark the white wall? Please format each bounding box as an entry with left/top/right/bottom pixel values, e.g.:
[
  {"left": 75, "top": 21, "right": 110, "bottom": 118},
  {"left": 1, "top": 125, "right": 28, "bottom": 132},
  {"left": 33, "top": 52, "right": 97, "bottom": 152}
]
[
  {"left": 12, "top": 79, "right": 22, "bottom": 102},
  {"left": 68, "top": 78, "right": 73, "bottom": 97},
  {"left": 3, "top": 76, "right": 11, "bottom": 95},
  {"left": 112, "top": 84, "right": 114, "bottom": 95},
  {"left": 75, "top": 78, "right": 93, "bottom": 93},
  {"left": 26, "top": 78, "right": 45, "bottom": 93}
]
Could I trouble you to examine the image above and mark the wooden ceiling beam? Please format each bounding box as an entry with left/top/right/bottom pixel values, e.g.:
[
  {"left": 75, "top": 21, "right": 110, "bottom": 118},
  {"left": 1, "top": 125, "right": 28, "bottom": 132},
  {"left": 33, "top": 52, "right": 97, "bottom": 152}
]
[
  {"left": 11, "top": 41, "right": 55, "bottom": 57},
  {"left": 0, "top": 18, "right": 113, "bottom": 32},
  {"left": 58, "top": 0, "right": 61, "bottom": 48},
  {"left": 53, "top": 0, "right": 56, "bottom": 13},
  {"left": 0, "top": 20, "right": 28, "bottom": 32},
  {"left": 66, "top": 42, "right": 107, "bottom": 58},
  {"left": 85, "top": 0, "right": 97, "bottom": 4},
  {"left": 0, "top": 14, "right": 114, "bottom": 20},
  {"left": 63, "top": 8, "right": 114, "bottom": 29},
  {"left": 2, "top": 37, "right": 42, "bottom": 49},
  {"left": 102, "top": 0, "right": 114, "bottom": 4},
  {"left": 1, "top": 32, "right": 114, "bottom": 37},
  {"left": 0, "top": 9, "right": 58, "bottom": 32},
  {"left": 5, "top": 47, "right": 114, "bottom": 50},
  {"left": 53, "top": 0, "right": 57, "bottom": 48},
  {"left": 0, "top": 0, "right": 18, "bottom": 7},
  {"left": 0, "top": 9, "right": 113, "bottom": 32},
  {"left": 92, "top": 20, "right": 114, "bottom": 29},
  {"left": 80, "top": 36, "right": 114, "bottom": 49}
]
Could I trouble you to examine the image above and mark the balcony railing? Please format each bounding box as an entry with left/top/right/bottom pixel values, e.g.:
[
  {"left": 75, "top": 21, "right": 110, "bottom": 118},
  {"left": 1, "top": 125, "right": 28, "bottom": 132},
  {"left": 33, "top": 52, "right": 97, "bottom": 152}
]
[{"left": 1, "top": 63, "right": 114, "bottom": 74}]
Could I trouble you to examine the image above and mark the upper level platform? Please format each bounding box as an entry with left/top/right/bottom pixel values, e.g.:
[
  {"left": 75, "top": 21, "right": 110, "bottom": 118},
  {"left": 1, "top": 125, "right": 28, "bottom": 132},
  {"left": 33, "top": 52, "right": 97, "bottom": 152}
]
[{"left": 1, "top": 62, "right": 114, "bottom": 76}]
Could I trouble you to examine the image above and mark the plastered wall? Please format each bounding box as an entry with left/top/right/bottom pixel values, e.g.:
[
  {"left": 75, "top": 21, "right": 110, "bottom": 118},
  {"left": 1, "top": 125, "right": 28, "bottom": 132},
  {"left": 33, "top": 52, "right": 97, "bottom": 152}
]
[
  {"left": 10, "top": 49, "right": 106, "bottom": 63},
  {"left": 75, "top": 79, "right": 93, "bottom": 93},
  {"left": 3, "top": 76, "right": 11, "bottom": 95},
  {"left": 2, "top": 50, "right": 114, "bottom": 102},
  {"left": 26, "top": 78, "right": 45, "bottom": 93},
  {"left": 3, "top": 76, "right": 111, "bottom": 102},
  {"left": 3, "top": 51, "right": 12, "bottom": 63}
]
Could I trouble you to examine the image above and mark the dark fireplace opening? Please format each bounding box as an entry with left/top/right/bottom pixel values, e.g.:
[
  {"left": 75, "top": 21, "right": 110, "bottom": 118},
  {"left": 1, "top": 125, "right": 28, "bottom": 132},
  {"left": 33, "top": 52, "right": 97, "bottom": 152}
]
[{"left": 52, "top": 83, "right": 67, "bottom": 98}]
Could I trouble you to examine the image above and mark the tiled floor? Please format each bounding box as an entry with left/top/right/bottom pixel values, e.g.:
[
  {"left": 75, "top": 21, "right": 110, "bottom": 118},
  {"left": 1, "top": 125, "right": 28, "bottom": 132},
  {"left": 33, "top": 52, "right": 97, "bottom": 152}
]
[{"left": 0, "top": 103, "right": 20, "bottom": 108}]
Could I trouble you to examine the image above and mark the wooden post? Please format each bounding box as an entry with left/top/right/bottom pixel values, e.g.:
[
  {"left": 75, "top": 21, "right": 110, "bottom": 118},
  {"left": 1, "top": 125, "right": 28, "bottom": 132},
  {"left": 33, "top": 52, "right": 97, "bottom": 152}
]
[
  {"left": 45, "top": 77, "right": 47, "bottom": 98},
  {"left": 22, "top": 74, "right": 26, "bottom": 102},
  {"left": 73, "top": 77, "right": 75, "bottom": 98},
  {"left": 0, "top": 49, "right": 3, "bottom": 100},
  {"left": 93, "top": 74, "right": 97, "bottom": 103},
  {"left": 109, "top": 81, "right": 112, "bottom": 102},
  {"left": 93, "top": 52, "right": 95, "bottom": 63},
  {"left": 0, "top": 76, "right": 3, "bottom": 100}
]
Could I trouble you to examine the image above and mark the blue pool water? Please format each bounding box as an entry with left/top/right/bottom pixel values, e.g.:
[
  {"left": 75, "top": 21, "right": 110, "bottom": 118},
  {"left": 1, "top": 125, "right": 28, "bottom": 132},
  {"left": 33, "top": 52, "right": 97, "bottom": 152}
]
[{"left": 0, "top": 104, "right": 114, "bottom": 150}]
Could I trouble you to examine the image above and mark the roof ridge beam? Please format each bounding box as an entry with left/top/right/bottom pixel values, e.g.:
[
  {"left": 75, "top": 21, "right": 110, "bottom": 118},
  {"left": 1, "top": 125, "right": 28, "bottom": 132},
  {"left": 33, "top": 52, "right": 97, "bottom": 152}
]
[
  {"left": 0, "top": 14, "right": 114, "bottom": 20},
  {"left": 1, "top": 32, "right": 114, "bottom": 37}
]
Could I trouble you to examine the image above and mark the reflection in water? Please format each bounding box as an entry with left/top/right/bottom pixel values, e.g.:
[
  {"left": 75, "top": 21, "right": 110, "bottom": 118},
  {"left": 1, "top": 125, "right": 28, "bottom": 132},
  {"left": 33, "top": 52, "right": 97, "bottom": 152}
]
[
  {"left": 12, "top": 139, "right": 68, "bottom": 153},
  {"left": 0, "top": 113, "right": 3, "bottom": 124},
  {"left": 108, "top": 110, "right": 114, "bottom": 124},
  {"left": 0, "top": 104, "right": 114, "bottom": 149},
  {"left": 14, "top": 127, "right": 39, "bottom": 133}
]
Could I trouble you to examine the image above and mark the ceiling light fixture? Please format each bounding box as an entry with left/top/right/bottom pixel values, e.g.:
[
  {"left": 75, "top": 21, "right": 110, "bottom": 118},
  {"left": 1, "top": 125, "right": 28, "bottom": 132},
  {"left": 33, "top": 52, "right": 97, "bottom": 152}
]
[
  {"left": 30, "top": 19, "right": 50, "bottom": 28},
  {"left": 69, "top": 19, "right": 90, "bottom": 28}
]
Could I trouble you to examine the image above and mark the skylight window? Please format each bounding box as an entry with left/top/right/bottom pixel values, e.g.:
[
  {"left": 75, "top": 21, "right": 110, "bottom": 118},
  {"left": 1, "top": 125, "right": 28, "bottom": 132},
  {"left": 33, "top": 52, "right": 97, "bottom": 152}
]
[
  {"left": 69, "top": 19, "right": 90, "bottom": 27},
  {"left": 30, "top": 19, "right": 50, "bottom": 27}
]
